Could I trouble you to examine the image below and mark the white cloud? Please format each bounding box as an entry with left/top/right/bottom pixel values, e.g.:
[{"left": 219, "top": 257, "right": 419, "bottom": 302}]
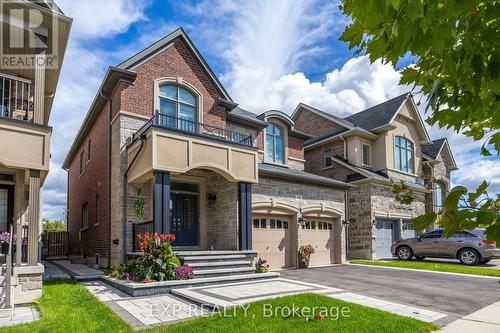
[{"left": 57, "top": 0, "right": 148, "bottom": 40}]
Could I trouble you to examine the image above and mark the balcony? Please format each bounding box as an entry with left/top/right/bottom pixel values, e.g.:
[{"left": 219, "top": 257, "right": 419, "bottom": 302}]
[
  {"left": 1, "top": 73, "right": 35, "bottom": 123},
  {"left": 127, "top": 113, "right": 258, "bottom": 184}
]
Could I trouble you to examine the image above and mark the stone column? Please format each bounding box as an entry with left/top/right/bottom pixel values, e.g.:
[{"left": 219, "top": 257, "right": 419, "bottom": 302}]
[{"left": 27, "top": 170, "right": 40, "bottom": 266}]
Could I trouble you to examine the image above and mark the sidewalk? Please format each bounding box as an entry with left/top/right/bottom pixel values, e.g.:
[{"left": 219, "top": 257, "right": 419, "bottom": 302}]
[{"left": 440, "top": 301, "right": 500, "bottom": 332}]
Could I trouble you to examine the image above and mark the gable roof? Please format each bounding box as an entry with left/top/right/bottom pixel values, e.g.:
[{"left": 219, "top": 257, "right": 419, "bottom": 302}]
[
  {"left": 422, "top": 138, "right": 458, "bottom": 170},
  {"left": 344, "top": 93, "right": 409, "bottom": 131},
  {"left": 292, "top": 103, "right": 356, "bottom": 129},
  {"left": 117, "top": 27, "right": 232, "bottom": 101}
]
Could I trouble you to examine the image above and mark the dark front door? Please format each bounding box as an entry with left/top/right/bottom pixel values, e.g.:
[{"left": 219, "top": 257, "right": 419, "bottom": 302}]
[
  {"left": 0, "top": 184, "right": 14, "bottom": 233},
  {"left": 171, "top": 193, "right": 198, "bottom": 247}
]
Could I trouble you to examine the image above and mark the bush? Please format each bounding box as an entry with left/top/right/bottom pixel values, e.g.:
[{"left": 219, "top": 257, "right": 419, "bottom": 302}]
[{"left": 174, "top": 265, "right": 194, "bottom": 280}]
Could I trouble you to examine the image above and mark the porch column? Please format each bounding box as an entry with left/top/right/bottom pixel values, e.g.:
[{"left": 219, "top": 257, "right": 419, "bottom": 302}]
[
  {"left": 153, "top": 171, "right": 171, "bottom": 234},
  {"left": 238, "top": 182, "right": 252, "bottom": 250},
  {"left": 33, "top": 52, "right": 46, "bottom": 124},
  {"left": 27, "top": 170, "right": 40, "bottom": 266}
]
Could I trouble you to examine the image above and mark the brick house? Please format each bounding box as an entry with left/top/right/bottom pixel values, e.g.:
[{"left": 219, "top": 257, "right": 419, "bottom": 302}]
[
  {"left": 63, "top": 28, "right": 352, "bottom": 271},
  {"left": 292, "top": 94, "right": 458, "bottom": 259}
]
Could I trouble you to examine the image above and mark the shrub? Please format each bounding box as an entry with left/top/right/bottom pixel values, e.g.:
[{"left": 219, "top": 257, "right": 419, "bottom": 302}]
[
  {"left": 174, "top": 265, "right": 194, "bottom": 280},
  {"left": 255, "top": 258, "right": 269, "bottom": 273}
]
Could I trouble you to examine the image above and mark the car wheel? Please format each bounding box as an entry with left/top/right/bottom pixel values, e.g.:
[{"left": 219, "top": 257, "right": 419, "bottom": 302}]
[
  {"left": 396, "top": 246, "right": 413, "bottom": 261},
  {"left": 414, "top": 256, "right": 425, "bottom": 260},
  {"left": 458, "top": 249, "right": 480, "bottom": 266}
]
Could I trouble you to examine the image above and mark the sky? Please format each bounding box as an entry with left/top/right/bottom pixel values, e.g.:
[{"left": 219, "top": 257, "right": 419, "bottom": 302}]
[{"left": 42, "top": 0, "right": 499, "bottom": 220}]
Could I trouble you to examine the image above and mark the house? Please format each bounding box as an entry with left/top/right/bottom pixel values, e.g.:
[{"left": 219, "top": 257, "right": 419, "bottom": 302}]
[
  {"left": 63, "top": 28, "right": 352, "bottom": 272},
  {"left": 0, "top": 0, "right": 71, "bottom": 306},
  {"left": 292, "top": 94, "right": 457, "bottom": 259}
]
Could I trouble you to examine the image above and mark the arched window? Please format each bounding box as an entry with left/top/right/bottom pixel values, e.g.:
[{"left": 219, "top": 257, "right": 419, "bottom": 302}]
[
  {"left": 265, "top": 123, "right": 284, "bottom": 164},
  {"left": 394, "top": 136, "right": 414, "bottom": 174},
  {"left": 158, "top": 84, "right": 197, "bottom": 132}
]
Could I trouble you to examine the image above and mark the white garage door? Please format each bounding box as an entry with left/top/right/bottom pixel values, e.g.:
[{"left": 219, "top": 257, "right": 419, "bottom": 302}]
[
  {"left": 376, "top": 220, "right": 395, "bottom": 259},
  {"left": 402, "top": 221, "right": 416, "bottom": 239},
  {"left": 252, "top": 215, "right": 293, "bottom": 269},
  {"left": 300, "top": 219, "right": 336, "bottom": 266}
]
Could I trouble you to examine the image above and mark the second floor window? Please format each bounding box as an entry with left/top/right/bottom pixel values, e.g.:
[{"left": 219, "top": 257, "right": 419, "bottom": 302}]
[
  {"left": 265, "top": 123, "right": 284, "bottom": 164},
  {"left": 79, "top": 151, "right": 85, "bottom": 174},
  {"left": 324, "top": 150, "right": 333, "bottom": 167},
  {"left": 362, "top": 144, "right": 370, "bottom": 166},
  {"left": 394, "top": 136, "right": 414, "bottom": 174},
  {"left": 158, "top": 84, "right": 197, "bottom": 132}
]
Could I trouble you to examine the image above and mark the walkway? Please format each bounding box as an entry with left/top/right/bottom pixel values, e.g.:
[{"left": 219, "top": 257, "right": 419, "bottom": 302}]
[
  {"left": 440, "top": 301, "right": 500, "bottom": 333},
  {"left": 48, "top": 260, "right": 103, "bottom": 280}
]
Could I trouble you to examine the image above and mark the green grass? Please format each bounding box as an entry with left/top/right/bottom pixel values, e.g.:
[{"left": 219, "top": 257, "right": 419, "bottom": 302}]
[
  {"left": 4, "top": 279, "right": 438, "bottom": 333},
  {"left": 351, "top": 259, "right": 500, "bottom": 277}
]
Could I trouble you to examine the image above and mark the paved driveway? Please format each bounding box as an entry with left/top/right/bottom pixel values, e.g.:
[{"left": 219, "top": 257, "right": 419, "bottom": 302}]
[{"left": 280, "top": 264, "right": 500, "bottom": 320}]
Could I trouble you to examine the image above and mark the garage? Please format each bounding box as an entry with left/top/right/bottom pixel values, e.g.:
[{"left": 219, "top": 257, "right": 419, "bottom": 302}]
[
  {"left": 402, "top": 220, "right": 416, "bottom": 239},
  {"left": 300, "top": 218, "right": 337, "bottom": 266},
  {"left": 252, "top": 215, "right": 293, "bottom": 269},
  {"left": 376, "top": 219, "right": 396, "bottom": 259}
]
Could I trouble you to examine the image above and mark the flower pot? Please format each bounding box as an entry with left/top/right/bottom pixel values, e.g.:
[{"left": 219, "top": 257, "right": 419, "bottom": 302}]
[{"left": 298, "top": 254, "right": 310, "bottom": 269}]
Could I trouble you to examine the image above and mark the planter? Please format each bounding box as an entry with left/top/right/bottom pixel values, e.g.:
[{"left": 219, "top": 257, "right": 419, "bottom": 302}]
[{"left": 298, "top": 254, "right": 310, "bottom": 269}]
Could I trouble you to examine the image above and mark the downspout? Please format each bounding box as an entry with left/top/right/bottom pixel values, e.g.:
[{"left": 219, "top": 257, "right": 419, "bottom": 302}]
[
  {"left": 123, "top": 135, "right": 146, "bottom": 263},
  {"left": 340, "top": 135, "right": 347, "bottom": 159},
  {"left": 99, "top": 90, "right": 112, "bottom": 268}
]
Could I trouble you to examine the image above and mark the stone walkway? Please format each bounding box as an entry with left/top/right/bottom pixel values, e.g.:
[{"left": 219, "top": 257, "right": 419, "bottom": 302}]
[
  {"left": 83, "top": 278, "right": 449, "bottom": 330},
  {"left": 43, "top": 261, "right": 71, "bottom": 280},
  {"left": 49, "top": 260, "right": 103, "bottom": 280},
  {"left": 0, "top": 306, "right": 40, "bottom": 327}
]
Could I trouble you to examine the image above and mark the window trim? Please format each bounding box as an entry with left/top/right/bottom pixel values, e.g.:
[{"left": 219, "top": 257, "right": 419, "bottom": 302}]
[
  {"left": 323, "top": 149, "right": 333, "bottom": 168},
  {"left": 264, "top": 122, "right": 286, "bottom": 164},
  {"left": 81, "top": 202, "right": 88, "bottom": 230},
  {"left": 394, "top": 136, "right": 415, "bottom": 174},
  {"left": 153, "top": 77, "right": 203, "bottom": 123},
  {"left": 362, "top": 144, "right": 370, "bottom": 166}
]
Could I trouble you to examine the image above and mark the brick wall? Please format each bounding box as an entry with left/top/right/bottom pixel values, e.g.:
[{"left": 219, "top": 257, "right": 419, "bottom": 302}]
[
  {"left": 304, "top": 140, "right": 345, "bottom": 178},
  {"left": 67, "top": 103, "right": 110, "bottom": 265},
  {"left": 294, "top": 107, "right": 347, "bottom": 137}
]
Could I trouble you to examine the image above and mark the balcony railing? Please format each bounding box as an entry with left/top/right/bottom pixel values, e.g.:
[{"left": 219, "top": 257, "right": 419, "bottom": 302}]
[
  {"left": 0, "top": 73, "right": 34, "bottom": 122},
  {"left": 133, "top": 113, "right": 254, "bottom": 147}
]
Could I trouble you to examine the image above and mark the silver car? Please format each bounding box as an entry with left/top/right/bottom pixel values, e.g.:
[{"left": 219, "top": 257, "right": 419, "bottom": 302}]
[{"left": 391, "top": 229, "right": 500, "bottom": 265}]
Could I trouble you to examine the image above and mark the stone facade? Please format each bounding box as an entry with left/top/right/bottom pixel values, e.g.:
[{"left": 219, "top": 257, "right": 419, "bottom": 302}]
[{"left": 11, "top": 265, "right": 43, "bottom": 305}]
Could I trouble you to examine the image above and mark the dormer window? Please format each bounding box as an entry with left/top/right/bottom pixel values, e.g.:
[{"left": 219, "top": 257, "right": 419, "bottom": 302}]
[
  {"left": 158, "top": 84, "right": 197, "bottom": 132},
  {"left": 362, "top": 144, "right": 370, "bottom": 166},
  {"left": 394, "top": 136, "right": 414, "bottom": 174},
  {"left": 265, "top": 123, "right": 285, "bottom": 164}
]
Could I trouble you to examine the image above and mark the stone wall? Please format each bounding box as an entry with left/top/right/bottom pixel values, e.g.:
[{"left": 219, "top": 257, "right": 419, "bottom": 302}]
[{"left": 12, "top": 265, "right": 43, "bottom": 305}]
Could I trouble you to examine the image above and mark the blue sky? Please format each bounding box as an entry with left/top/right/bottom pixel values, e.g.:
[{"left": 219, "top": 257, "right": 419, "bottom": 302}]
[{"left": 41, "top": 0, "right": 499, "bottom": 219}]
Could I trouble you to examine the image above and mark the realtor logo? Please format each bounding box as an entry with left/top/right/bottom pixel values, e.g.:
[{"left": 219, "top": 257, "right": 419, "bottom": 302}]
[{"left": 0, "top": 0, "right": 59, "bottom": 69}]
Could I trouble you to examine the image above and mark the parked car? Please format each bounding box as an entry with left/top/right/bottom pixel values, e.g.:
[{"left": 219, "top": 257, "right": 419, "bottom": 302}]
[{"left": 391, "top": 229, "right": 500, "bottom": 265}]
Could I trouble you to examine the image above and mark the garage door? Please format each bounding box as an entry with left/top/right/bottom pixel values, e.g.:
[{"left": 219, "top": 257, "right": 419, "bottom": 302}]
[
  {"left": 300, "top": 219, "right": 335, "bottom": 266},
  {"left": 252, "top": 215, "right": 293, "bottom": 269},
  {"left": 376, "top": 220, "right": 395, "bottom": 259},
  {"left": 402, "top": 221, "right": 416, "bottom": 239}
]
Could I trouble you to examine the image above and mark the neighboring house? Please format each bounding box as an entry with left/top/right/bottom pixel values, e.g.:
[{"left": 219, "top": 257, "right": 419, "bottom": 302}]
[
  {"left": 0, "top": 0, "right": 71, "bottom": 306},
  {"left": 293, "top": 94, "right": 458, "bottom": 260},
  {"left": 63, "top": 28, "right": 351, "bottom": 271}
]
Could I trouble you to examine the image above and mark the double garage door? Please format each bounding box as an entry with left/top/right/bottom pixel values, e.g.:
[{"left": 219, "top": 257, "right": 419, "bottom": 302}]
[
  {"left": 252, "top": 215, "right": 337, "bottom": 269},
  {"left": 375, "top": 219, "right": 416, "bottom": 259}
]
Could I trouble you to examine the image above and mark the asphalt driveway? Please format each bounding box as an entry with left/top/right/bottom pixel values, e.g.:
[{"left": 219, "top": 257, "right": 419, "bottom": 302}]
[{"left": 280, "top": 264, "right": 500, "bottom": 320}]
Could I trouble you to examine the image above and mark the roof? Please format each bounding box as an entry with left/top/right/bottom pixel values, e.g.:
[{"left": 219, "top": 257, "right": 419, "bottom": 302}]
[
  {"left": 28, "top": 0, "right": 64, "bottom": 14},
  {"left": 422, "top": 138, "right": 447, "bottom": 159},
  {"left": 291, "top": 103, "right": 356, "bottom": 129},
  {"left": 258, "top": 110, "right": 295, "bottom": 129},
  {"left": 344, "top": 93, "right": 410, "bottom": 131},
  {"left": 305, "top": 128, "right": 350, "bottom": 146},
  {"left": 258, "top": 163, "right": 353, "bottom": 189},
  {"left": 228, "top": 106, "right": 267, "bottom": 128},
  {"left": 117, "top": 28, "right": 232, "bottom": 101}
]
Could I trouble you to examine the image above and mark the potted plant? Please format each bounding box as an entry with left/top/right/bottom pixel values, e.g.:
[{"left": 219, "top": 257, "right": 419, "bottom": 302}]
[
  {"left": 255, "top": 258, "right": 269, "bottom": 273},
  {"left": 298, "top": 244, "right": 315, "bottom": 269},
  {"left": 133, "top": 197, "right": 145, "bottom": 219}
]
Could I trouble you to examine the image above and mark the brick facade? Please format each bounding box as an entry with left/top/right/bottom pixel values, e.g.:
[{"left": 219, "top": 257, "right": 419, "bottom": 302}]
[
  {"left": 294, "top": 107, "right": 347, "bottom": 137},
  {"left": 304, "top": 140, "right": 345, "bottom": 177}
]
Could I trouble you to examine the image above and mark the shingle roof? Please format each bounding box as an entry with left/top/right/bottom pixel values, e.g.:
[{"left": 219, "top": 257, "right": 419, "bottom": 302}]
[
  {"left": 229, "top": 107, "right": 267, "bottom": 127},
  {"left": 344, "top": 93, "right": 410, "bottom": 131},
  {"left": 422, "top": 138, "right": 447, "bottom": 159},
  {"left": 258, "top": 163, "right": 353, "bottom": 189}
]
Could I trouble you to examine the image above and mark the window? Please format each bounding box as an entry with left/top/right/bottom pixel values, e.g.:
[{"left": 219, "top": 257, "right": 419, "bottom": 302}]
[
  {"left": 158, "top": 84, "right": 197, "bottom": 132},
  {"left": 79, "top": 151, "right": 85, "bottom": 174},
  {"left": 324, "top": 150, "right": 333, "bottom": 167},
  {"left": 421, "top": 230, "right": 442, "bottom": 239},
  {"left": 451, "top": 231, "right": 477, "bottom": 238},
  {"left": 362, "top": 144, "right": 370, "bottom": 165},
  {"left": 87, "top": 139, "right": 91, "bottom": 162},
  {"left": 435, "top": 183, "right": 443, "bottom": 210},
  {"left": 253, "top": 219, "right": 260, "bottom": 228},
  {"left": 265, "top": 123, "right": 285, "bottom": 164},
  {"left": 81, "top": 203, "right": 88, "bottom": 229},
  {"left": 394, "top": 136, "right": 414, "bottom": 173}
]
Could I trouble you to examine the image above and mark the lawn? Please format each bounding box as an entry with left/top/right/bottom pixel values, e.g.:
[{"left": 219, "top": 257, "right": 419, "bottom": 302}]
[
  {"left": 351, "top": 259, "right": 500, "bottom": 277},
  {"left": 4, "top": 279, "right": 438, "bottom": 333}
]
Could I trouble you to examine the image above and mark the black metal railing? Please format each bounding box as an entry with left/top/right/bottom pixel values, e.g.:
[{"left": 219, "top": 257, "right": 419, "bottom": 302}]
[
  {"left": 132, "top": 220, "right": 154, "bottom": 252},
  {"left": 0, "top": 73, "right": 35, "bottom": 122},
  {"left": 133, "top": 113, "right": 254, "bottom": 147}
]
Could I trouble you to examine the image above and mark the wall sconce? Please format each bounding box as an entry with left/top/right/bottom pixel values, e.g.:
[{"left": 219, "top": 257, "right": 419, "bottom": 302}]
[
  {"left": 298, "top": 216, "right": 308, "bottom": 228},
  {"left": 342, "top": 220, "right": 350, "bottom": 227},
  {"left": 207, "top": 193, "right": 217, "bottom": 205}
]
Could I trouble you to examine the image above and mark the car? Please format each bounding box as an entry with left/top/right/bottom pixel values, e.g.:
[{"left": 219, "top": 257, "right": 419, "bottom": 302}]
[{"left": 390, "top": 228, "right": 500, "bottom": 265}]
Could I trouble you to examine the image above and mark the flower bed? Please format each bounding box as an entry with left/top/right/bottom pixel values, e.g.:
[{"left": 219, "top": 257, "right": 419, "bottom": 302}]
[{"left": 105, "top": 232, "right": 194, "bottom": 283}]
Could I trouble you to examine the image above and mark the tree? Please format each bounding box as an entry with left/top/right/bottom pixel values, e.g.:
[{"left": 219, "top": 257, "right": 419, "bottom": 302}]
[
  {"left": 43, "top": 218, "right": 67, "bottom": 232},
  {"left": 340, "top": 0, "right": 499, "bottom": 241}
]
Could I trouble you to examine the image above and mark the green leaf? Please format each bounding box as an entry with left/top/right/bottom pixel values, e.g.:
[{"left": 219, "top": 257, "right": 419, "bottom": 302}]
[
  {"left": 469, "top": 181, "right": 489, "bottom": 203},
  {"left": 443, "top": 186, "right": 468, "bottom": 211},
  {"left": 412, "top": 212, "right": 437, "bottom": 231}
]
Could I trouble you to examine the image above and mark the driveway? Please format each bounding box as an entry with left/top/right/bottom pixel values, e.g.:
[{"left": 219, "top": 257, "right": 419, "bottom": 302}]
[{"left": 280, "top": 264, "right": 500, "bottom": 321}]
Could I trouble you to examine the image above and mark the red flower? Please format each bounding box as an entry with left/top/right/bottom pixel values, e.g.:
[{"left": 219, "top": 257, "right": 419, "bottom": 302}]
[
  {"left": 315, "top": 314, "right": 324, "bottom": 321},
  {"left": 153, "top": 233, "right": 158, "bottom": 240},
  {"left": 171, "top": 234, "right": 176, "bottom": 242},
  {"left": 160, "top": 234, "right": 165, "bottom": 240},
  {"left": 165, "top": 234, "right": 171, "bottom": 241}
]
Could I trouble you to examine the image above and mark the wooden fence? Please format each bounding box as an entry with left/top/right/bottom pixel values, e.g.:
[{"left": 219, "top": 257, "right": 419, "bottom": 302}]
[{"left": 43, "top": 231, "right": 68, "bottom": 258}]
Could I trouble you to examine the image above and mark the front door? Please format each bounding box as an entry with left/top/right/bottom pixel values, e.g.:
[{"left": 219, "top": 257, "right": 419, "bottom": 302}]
[
  {"left": 0, "top": 185, "right": 14, "bottom": 233},
  {"left": 171, "top": 193, "right": 198, "bottom": 247}
]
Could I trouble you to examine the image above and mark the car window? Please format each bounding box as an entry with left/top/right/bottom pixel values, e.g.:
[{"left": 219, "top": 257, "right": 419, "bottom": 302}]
[
  {"left": 451, "top": 231, "right": 477, "bottom": 238},
  {"left": 421, "top": 230, "right": 443, "bottom": 239}
]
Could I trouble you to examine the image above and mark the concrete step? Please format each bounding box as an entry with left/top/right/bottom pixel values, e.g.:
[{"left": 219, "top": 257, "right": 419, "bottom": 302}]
[
  {"left": 176, "top": 250, "right": 257, "bottom": 257},
  {"left": 193, "top": 266, "right": 256, "bottom": 278},
  {"left": 181, "top": 254, "right": 252, "bottom": 262},
  {"left": 187, "top": 260, "right": 251, "bottom": 269}
]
